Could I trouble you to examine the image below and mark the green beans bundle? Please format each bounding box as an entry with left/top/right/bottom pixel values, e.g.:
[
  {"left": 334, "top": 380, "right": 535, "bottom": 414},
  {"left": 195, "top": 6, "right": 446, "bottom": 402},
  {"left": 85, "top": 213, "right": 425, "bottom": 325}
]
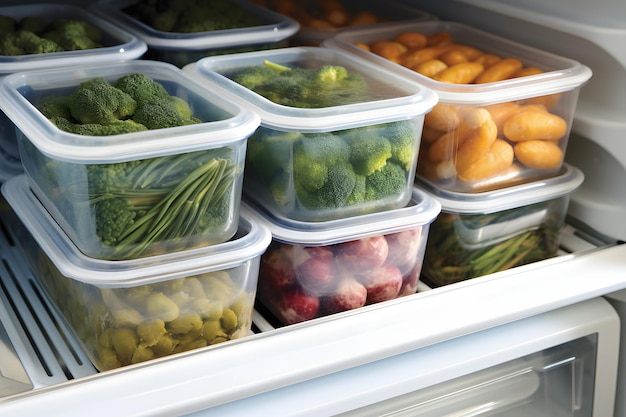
[{"left": 423, "top": 202, "right": 563, "bottom": 286}]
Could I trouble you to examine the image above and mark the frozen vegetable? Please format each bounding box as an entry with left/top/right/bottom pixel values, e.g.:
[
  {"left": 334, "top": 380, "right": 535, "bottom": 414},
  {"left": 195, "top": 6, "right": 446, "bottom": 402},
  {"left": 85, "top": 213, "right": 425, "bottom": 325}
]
[
  {"left": 35, "top": 253, "right": 254, "bottom": 371},
  {"left": 226, "top": 60, "right": 368, "bottom": 108},
  {"left": 37, "top": 73, "right": 201, "bottom": 136},
  {"left": 37, "top": 148, "right": 237, "bottom": 260},
  {"left": 247, "top": 120, "right": 418, "bottom": 213},
  {"left": 122, "top": 0, "right": 260, "bottom": 33},
  {"left": 0, "top": 16, "right": 103, "bottom": 55}
]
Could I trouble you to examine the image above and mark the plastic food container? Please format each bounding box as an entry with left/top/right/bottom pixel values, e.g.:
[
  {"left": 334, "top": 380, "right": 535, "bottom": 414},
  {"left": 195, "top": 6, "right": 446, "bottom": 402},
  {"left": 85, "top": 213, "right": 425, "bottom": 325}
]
[
  {"left": 184, "top": 46, "right": 438, "bottom": 222},
  {"left": 253, "top": 0, "right": 435, "bottom": 46},
  {"left": 0, "top": 60, "right": 260, "bottom": 261},
  {"left": 324, "top": 21, "right": 592, "bottom": 193},
  {"left": 2, "top": 174, "right": 272, "bottom": 372},
  {"left": 241, "top": 187, "right": 441, "bottom": 325},
  {"left": 417, "top": 163, "right": 584, "bottom": 287},
  {"left": 0, "top": 3, "right": 147, "bottom": 182},
  {"left": 92, "top": 0, "right": 300, "bottom": 67}
]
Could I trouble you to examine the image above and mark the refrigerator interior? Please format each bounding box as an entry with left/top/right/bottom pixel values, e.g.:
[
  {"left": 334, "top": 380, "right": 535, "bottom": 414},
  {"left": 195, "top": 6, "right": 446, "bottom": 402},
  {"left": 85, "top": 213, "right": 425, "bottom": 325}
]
[{"left": 1, "top": 0, "right": 626, "bottom": 415}]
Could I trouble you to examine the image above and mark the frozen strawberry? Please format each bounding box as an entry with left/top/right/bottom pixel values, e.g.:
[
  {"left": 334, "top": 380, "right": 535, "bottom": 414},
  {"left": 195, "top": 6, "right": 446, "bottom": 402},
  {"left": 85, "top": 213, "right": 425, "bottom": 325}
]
[
  {"left": 260, "top": 244, "right": 297, "bottom": 291},
  {"left": 385, "top": 228, "right": 424, "bottom": 273},
  {"left": 293, "top": 246, "right": 336, "bottom": 294},
  {"left": 323, "top": 276, "right": 367, "bottom": 314},
  {"left": 398, "top": 262, "right": 422, "bottom": 297},
  {"left": 335, "top": 235, "right": 389, "bottom": 273},
  {"left": 358, "top": 264, "right": 403, "bottom": 304},
  {"left": 277, "top": 288, "right": 320, "bottom": 324}
]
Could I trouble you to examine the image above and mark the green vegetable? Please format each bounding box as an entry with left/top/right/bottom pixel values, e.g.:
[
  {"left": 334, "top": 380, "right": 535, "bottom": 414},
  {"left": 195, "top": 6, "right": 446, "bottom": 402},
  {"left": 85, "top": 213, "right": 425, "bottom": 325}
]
[
  {"left": 246, "top": 119, "right": 418, "bottom": 217},
  {"left": 227, "top": 60, "right": 368, "bottom": 108},
  {"left": 423, "top": 203, "right": 564, "bottom": 286},
  {"left": 123, "top": 0, "right": 261, "bottom": 33},
  {"left": 0, "top": 16, "right": 102, "bottom": 56},
  {"left": 78, "top": 149, "right": 236, "bottom": 259},
  {"left": 36, "top": 73, "right": 202, "bottom": 136}
]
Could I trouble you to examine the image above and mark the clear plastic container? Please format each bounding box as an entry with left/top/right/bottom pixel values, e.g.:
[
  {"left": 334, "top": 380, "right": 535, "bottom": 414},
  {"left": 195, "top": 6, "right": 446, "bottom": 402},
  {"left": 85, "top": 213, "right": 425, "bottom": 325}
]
[
  {"left": 324, "top": 21, "right": 592, "bottom": 193},
  {"left": 253, "top": 0, "right": 435, "bottom": 46},
  {"left": 241, "top": 187, "right": 441, "bottom": 325},
  {"left": 92, "top": 0, "right": 300, "bottom": 67},
  {"left": 184, "top": 46, "right": 438, "bottom": 222},
  {"left": 0, "top": 60, "right": 260, "bottom": 260},
  {"left": 0, "top": 3, "right": 148, "bottom": 182},
  {"left": 1, "top": 174, "right": 272, "bottom": 372},
  {"left": 417, "top": 163, "right": 584, "bottom": 287}
]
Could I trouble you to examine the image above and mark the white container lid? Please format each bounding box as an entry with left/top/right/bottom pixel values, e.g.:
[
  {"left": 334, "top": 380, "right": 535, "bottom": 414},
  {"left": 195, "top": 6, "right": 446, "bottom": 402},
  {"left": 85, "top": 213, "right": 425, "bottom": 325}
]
[
  {"left": 184, "top": 46, "right": 438, "bottom": 132},
  {"left": 417, "top": 163, "right": 584, "bottom": 214},
  {"left": 0, "top": 60, "right": 260, "bottom": 163},
  {"left": 240, "top": 187, "right": 441, "bottom": 246},
  {"left": 92, "top": 0, "right": 300, "bottom": 51},
  {"left": 323, "top": 21, "right": 592, "bottom": 105},
  {"left": 1, "top": 175, "right": 272, "bottom": 287},
  {"left": 0, "top": 3, "right": 147, "bottom": 75}
]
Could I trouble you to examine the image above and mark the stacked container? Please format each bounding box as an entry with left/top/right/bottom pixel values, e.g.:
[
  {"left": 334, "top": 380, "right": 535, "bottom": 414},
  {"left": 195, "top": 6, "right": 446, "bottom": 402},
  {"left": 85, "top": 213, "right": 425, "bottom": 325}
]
[
  {"left": 0, "top": 59, "right": 272, "bottom": 369},
  {"left": 0, "top": 3, "right": 147, "bottom": 182},
  {"left": 324, "top": 20, "right": 592, "bottom": 193},
  {"left": 184, "top": 46, "right": 440, "bottom": 323},
  {"left": 92, "top": 0, "right": 300, "bottom": 67},
  {"left": 248, "top": 0, "right": 435, "bottom": 46}
]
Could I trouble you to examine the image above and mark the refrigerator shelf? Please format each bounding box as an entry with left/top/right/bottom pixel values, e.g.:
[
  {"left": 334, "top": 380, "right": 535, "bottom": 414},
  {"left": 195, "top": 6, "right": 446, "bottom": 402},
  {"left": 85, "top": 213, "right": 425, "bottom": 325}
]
[{"left": 0, "top": 190, "right": 619, "bottom": 400}]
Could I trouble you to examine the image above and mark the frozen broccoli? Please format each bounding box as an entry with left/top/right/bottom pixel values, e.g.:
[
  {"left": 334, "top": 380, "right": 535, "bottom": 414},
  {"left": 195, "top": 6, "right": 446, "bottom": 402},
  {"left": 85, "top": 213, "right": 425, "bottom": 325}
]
[
  {"left": 68, "top": 77, "right": 137, "bottom": 125},
  {"left": 0, "top": 16, "right": 103, "bottom": 56},
  {"left": 226, "top": 60, "right": 368, "bottom": 108},
  {"left": 364, "top": 161, "right": 408, "bottom": 200},
  {"left": 346, "top": 127, "right": 393, "bottom": 176},
  {"left": 385, "top": 120, "right": 419, "bottom": 171},
  {"left": 114, "top": 73, "right": 171, "bottom": 106},
  {"left": 37, "top": 73, "right": 202, "bottom": 136},
  {"left": 0, "top": 30, "right": 64, "bottom": 55},
  {"left": 123, "top": 0, "right": 260, "bottom": 33},
  {"left": 296, "top": 162, "right": 357, "bottom": 209}
]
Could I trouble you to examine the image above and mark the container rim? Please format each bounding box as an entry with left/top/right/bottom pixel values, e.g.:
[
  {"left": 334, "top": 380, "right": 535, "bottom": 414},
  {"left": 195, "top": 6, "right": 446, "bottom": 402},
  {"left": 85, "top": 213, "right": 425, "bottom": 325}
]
[
  {"left": 1, "top": 175, "right": 273, "bottom": 287},
  {"left": 183, "top": 46, "right": 439, "bottom": 132},
  {"left": 0, "top": 60, "right": 260, "bottom": 163},
  {"left": 240, "top": 187, "right": 441, "bottom": 246},
  {"left": 90, "top": 0, "right": 300, "bottom": 50},
  {"left": 323, "top": 20, "right": 593, "bottom": 105},
  {"left": 416, "top": 163, "right": 585, "bottom": 214},
  {"left": 0, "top": 3, "right": 147, "bottom": 75}
]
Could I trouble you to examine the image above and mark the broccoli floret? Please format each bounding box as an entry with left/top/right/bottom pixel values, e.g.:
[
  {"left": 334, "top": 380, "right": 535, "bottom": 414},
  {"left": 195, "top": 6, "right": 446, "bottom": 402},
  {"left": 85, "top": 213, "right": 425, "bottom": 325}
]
[
  {"left": 293, "top": 145, "right": 328, "bottom": 192},
  {"left": 299, "top": 133, "right": 350, "bottom": 165},
  {"left": 68, "top": 77, "right": 137, "bottom": 125},
  {"left": 38, "top": 96, "right": 72, "bottom": 120},
  {"left": 247, "top": 129, "right": 302, "bottom": 178},
  {"left": 364, "top": 161, "right": 407, "bottom": 200},
  {"left": 0, "top": 30, "right": 64, "bottom": 55},
  {"left": 94, "top": 197, "right": 140, "bottom": 246},
  {"left": 72, "top": 120, "right": 148, "bottom": 136},
  {"left": 314, "top": 65, "right": 349, "bottom": 83},
  {"left": 132, "top": 101, "right": 186, "bottom": 129},
  {"left": 346, "top": 173, "right": 367, "bottom": 205},
  {"left": 296, "top": 162, "right": 356, "bottom": 209},
  {"left": 42, "top": 19, "right": 102, "bottom": 51},
  {"left": 228, "top": 65, "right": 282, "bottom": 90},
  {"left": 114, "top": 73, "right": 171, "bottom": 106},
  {"left": 345, "top": 126, "right": 393, "bottom": 176},
  {"left": 385, "top": 120, "right": 419, "bottom": 171}
]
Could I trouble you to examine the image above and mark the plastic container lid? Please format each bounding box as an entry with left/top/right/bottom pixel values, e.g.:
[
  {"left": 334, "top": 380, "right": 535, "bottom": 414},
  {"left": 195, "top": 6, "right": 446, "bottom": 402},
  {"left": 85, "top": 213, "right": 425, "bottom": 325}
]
[
  {"left": 323, "top": 21, "right": 592, "bottom": 105},
  {"left": 417, "top": 163, "right": 584, "bottom": 214},
  {"left": 1, "top": 175, "right": 272, "bottom": 287},
  {"left": 240, "top": 187, "right": 441, "bottom": 246},
  {"left": 183, "top": 46, "right": 438, "bottom": 132},
  {"left": 0, "top": 60, "right": 260, "bottom": 163},
  {"left": 92, "top": 0, "right": 300, "bottom": 51},
  {"left": 0, "top": 3, "right": 147, "bottom": 75}
]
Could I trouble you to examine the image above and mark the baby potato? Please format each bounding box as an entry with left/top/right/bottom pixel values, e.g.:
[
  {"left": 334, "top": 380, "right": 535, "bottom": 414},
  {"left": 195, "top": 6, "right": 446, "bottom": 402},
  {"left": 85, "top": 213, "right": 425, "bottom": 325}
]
[
  {"left": 514, "top": 140, "right": 563, "bottom": 169},
  {"left": 503, "top": 108, "right": 567, "bottom": 142},
  {"left": 458, "top": 139, "right": 514, "bottom": 181},
  {"left": 412, "top": 59, "right": 448, "bottom": 78},
  {"left": 369, "top": 40, "right": 407, "bottom": 62},
  {"left": 433, "top": 62, "right": 484, "bottom": 84},
  {"left": 394, "top": 31, "right": 428, "bottom": 49}
]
